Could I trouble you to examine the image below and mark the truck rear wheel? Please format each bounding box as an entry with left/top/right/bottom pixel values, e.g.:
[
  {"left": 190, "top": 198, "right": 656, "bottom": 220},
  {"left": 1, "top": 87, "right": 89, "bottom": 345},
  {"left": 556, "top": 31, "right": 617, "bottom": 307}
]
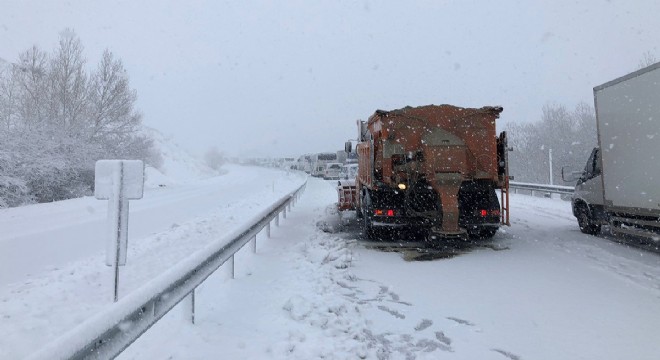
[
  {"left": 363, "top": 216, "right": 374, "bottom": 239},
  {"left": 361, "top": 190, "right": 374, "bottom": 239},
  {"left": 577, "top": 205, "right": 601, "bottom": 235}
]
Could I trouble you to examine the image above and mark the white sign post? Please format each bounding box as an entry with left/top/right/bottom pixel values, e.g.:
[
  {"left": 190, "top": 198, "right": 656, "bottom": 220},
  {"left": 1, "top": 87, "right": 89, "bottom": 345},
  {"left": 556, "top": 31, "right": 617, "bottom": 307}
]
[{"left": 95, "top": 160, "right": 144, "bottom": 302}]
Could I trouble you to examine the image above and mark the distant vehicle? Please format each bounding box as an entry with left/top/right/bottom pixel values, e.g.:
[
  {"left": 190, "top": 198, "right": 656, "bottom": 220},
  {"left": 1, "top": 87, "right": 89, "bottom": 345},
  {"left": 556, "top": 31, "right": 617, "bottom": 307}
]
[
  {"left": 311, "top": 152, "right": 338, "bottom": 177},
  {"left": 282, "top": 157, "right": 296, "bottom": 169},
  {"left": 563, "top": 62, "right": 660, "bottom": 240},
  {"left": 345, "top": 150, "right": 358, "bottom": 164},
  {"left": 323, "top": 162, "right": 343, "bottom": 180},
  {"left": 339, "top": 163, "right": 359, "bottom": 181},
  {"left": 336, "top": 163, "right": 359, "bottom": 211},
  {"left": 296, "top": 155, "right": 313, "bottom": 173}
]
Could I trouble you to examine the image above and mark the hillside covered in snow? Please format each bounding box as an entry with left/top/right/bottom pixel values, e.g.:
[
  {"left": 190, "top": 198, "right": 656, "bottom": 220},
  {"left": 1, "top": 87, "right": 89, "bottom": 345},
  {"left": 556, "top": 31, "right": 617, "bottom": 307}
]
[{"left": 142, "top": 126, "right": 220, "bottom": 187}]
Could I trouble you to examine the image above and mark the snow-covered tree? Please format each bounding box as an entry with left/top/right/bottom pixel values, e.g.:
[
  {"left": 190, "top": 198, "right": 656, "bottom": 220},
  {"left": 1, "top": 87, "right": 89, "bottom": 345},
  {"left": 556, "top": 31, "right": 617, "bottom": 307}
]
[
  {"left": 506, "top": 103, "right": 597, "bottom": 185},
  {"left": 89, "top": 49, "right": 141, "bottom": 142},
  {"left": 48, "top": 29, "right": 88, "bottom": 135},
  {"left": 637, "top": 51, "right": 657, "bottom": 70},
  {"left": 0, "top": 61, "right": 19, "bottom": 132},
  {"left": 14, "top": 46, "right": 49, "bottom": 131},
  {"left": 0, "top": 29, "right": 162, "bottom": 207}
]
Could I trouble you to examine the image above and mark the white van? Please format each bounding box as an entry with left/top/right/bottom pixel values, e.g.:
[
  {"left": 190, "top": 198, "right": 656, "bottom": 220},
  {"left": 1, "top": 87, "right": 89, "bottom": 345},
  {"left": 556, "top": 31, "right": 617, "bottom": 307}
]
[
  {"left": 311, "top": 152, "right": 338, "bottom": 177},
  {"left": 322, "top": 162, "right": 342, "bottom": 180}
]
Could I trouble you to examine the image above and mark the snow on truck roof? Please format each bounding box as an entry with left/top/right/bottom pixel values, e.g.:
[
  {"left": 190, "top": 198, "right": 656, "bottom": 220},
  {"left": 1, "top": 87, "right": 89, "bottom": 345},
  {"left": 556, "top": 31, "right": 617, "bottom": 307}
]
[{"left": 372, "top": 104, "right": 503, "bottom": 118}]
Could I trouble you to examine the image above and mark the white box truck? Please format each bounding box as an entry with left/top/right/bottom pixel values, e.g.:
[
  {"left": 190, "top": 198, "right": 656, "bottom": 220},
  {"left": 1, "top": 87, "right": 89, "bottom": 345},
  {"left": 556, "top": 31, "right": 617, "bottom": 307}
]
[{"left": 564, "top": 62, "right": 660, "bottom": 240}]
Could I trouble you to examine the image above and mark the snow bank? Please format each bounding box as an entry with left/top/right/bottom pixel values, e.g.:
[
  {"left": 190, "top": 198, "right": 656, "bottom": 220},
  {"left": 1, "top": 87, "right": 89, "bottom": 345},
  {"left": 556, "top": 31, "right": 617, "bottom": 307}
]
[
  {"left": 142, "top": 127, "right": 219, "bottom": 186},
  {"left": 25, "top": 184, "right": 305, "bottom": 360},
  {"left": 0, "top": 166, "right": 306, "bottom": 359}
]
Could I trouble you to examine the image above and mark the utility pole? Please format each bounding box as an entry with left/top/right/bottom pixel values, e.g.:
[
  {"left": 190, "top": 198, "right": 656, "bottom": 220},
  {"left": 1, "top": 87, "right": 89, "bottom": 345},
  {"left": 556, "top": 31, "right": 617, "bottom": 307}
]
[{"left": 548, "top": 148, "right": 554, "bottom": 185}]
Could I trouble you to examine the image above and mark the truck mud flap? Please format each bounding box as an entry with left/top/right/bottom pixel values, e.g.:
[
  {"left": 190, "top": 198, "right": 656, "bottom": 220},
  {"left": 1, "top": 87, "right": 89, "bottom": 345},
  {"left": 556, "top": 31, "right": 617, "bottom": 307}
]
[{"left": 426, "top": 228, "right": 468, "bottom": 245}]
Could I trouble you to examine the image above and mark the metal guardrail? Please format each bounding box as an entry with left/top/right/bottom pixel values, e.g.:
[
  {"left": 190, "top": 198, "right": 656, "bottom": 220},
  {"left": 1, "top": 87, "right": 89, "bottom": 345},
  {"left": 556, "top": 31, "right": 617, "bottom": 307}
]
[
  {"left": 26, "top": 182, "right": 307, "bottom": 360},
  {"left": 509, "top": 181, "right": 574, "bottom": 195}
]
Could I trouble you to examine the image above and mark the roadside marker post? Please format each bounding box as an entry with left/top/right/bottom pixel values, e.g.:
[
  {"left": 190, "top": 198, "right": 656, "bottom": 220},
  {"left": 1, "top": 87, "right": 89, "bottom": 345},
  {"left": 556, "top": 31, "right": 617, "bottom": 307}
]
[{"left": 95, "top": 160, "right": 144, "bottom": 302}]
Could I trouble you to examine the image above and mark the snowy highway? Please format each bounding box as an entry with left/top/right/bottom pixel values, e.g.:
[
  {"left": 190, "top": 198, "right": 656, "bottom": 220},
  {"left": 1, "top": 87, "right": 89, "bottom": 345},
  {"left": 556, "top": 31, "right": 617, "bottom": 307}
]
[{"left": 2, "top": 167, "right": 660, "bottom": 359}]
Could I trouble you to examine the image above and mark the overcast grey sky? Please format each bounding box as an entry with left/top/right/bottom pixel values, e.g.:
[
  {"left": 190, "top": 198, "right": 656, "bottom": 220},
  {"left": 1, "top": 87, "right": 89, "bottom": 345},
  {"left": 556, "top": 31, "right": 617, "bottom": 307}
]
[{"left": 2, "top": 0, "right": 659, "bottom": 158}]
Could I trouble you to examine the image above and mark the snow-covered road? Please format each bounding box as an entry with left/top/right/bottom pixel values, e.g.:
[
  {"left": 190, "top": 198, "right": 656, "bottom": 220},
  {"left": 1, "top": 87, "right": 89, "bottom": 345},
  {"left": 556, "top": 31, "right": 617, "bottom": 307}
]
[
  {"left": 2, "top": 167, "right": 660, "bottom": 359},
  {"left": 117, "top": 176, "right": 660, "bottom": 360}
]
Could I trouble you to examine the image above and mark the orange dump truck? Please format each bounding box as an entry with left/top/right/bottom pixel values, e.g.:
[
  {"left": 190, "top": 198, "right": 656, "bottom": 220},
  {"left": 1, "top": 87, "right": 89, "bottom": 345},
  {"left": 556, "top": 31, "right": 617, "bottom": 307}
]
[{"left": 343, "top": 104, "right": 510, "bottom": 241}]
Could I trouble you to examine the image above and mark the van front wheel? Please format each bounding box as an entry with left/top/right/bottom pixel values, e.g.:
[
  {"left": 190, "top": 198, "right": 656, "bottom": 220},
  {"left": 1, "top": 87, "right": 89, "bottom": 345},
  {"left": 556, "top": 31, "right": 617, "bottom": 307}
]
[{"left": 577, "top": 205, "right": 601, "bottom": 235}]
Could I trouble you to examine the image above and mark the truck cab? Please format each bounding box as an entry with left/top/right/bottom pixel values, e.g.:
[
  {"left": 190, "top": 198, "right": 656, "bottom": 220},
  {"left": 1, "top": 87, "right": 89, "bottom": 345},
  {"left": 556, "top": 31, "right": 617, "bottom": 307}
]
[{"left": 567, "top": 147, "right": 608, "bottom": 234}]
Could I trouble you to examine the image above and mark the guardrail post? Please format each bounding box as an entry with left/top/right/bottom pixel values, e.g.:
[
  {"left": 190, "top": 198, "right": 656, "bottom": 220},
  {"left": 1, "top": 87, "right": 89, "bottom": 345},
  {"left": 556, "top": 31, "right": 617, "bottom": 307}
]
[
  {"left": 251, "top": 235, "right": 257, "bottom": 253},
  {"left": 190, "top": 289, "right": 196, "bottom": 324},
  {"left": 283, "top": 207, "right": 287, "bottom": 219},
  {"left": 267, "top": 222, "right": 271, "bottom": 238},
  {"left": 275, "top": 213, "right": 280, "bottom": 227},
  {"left": 183, "top": 289, "right": 195, "bottom": 324},
  {"left": 229, "top": 255, "right": 235, "bottom": 279}
]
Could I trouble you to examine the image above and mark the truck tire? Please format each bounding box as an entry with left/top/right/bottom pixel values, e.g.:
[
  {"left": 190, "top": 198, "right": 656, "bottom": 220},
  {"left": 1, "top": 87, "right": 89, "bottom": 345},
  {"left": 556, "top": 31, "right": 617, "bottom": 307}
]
[
  {"left": 363, "top": 215, "right": 374, "bottom": 239},
  {"left": 577, "top": 204, "right": 601, "bottom": 235},
  {"left": 362, "top": 190, "right": 375, "bottom": 239}
]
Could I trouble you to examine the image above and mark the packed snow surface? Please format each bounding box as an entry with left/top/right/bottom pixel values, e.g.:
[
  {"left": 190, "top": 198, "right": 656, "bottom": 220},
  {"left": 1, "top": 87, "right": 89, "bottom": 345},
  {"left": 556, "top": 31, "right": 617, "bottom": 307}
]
[{"left": 2, "top": 168, "right": 660, "bottom": 359}]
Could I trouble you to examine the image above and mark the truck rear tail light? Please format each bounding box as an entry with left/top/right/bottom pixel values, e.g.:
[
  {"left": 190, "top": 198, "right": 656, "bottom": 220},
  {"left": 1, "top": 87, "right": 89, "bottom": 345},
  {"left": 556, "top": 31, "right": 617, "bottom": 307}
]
[
  {"left": 374, "top": 209, "right": 395, "bottom": 216},
  {"left": 478, "top": 209, "right": 500, "bottom": 217}
]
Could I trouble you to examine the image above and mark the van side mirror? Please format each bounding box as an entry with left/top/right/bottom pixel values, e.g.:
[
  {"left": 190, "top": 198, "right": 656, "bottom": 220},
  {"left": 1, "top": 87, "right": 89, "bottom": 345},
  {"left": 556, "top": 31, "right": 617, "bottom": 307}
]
[
  {"left": 345, "top": 141, "right": 352, "bottom": 154},
  {"left": 561, "top": 166, "right": 583, "bottom": 182}
]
